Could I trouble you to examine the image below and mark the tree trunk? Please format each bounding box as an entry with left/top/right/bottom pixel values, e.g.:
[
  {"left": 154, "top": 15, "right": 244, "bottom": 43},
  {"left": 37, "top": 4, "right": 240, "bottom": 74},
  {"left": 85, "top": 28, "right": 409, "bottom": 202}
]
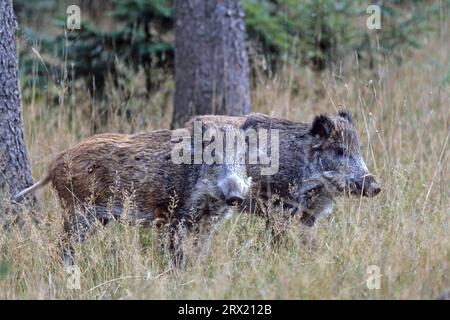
[
  {"left": 0, "top": 0, "right": 36, "bottom": 205},
  {"left": 172, "top": 0, "right": 251, "bottom": 128}
]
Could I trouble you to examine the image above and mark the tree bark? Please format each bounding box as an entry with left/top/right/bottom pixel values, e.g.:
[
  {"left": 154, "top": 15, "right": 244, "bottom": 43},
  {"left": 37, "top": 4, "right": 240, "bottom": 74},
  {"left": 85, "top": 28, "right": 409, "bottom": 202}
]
[
  {"left": 0, "top": 0, "right": 36, "bottom": 205},
  {"left": 172, "top": 0, "right": 251, "bottom": 128}
]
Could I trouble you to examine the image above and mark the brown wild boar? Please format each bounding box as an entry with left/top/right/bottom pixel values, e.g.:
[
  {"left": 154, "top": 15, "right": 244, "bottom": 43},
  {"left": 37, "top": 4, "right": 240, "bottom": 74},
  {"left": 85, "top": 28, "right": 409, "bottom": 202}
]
[
  {"left": 14, "top": 127, "right": 251, "bottom": 266},
  {"left": 187, "top": 111, "right": 381, "bottom": 231}
]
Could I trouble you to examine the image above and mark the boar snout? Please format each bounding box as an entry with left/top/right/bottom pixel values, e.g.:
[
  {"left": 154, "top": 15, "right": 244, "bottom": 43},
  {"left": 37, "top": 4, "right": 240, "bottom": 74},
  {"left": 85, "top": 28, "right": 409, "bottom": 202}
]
[
  {"left": 355, "top": 175, "right": 381, "bottom": 197},
  {"left": 218, "top": 172, "right": 250, "bottom": 206}
]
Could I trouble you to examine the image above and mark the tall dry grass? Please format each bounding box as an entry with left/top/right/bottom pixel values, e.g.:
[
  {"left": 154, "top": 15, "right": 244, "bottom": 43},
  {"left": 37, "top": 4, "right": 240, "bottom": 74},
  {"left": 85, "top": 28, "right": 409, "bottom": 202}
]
[{"left": 0, "top": 24, "right": 448, "bottom": 299}]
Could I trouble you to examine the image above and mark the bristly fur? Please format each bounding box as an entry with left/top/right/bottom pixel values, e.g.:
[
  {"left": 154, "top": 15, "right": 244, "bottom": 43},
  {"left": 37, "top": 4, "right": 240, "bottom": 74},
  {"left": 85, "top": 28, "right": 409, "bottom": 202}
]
[{"left": 14, "top": 126, "right": 250, "bottom": 267}]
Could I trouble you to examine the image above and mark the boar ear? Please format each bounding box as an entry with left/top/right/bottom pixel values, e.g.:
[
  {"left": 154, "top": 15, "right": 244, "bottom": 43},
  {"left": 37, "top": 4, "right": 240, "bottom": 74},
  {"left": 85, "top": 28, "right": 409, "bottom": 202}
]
[
  {"left": 338, "top": 111, "right": 354, "bottom": 124},
  {"left": 310, "top": 114, "right": 334, "bottom": 139},
  {"left": 242, "top": 114, "right": 263, "bottom": 131}
]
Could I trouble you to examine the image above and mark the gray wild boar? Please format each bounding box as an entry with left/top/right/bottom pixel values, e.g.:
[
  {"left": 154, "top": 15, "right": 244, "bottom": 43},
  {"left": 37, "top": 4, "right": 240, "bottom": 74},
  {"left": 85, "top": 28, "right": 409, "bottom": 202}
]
[
  {"left": 14, "top": 126, "right": 251, "bottom": 266},
  {"left": 187, "top": 111, "right": 381, "bottom": 230}
]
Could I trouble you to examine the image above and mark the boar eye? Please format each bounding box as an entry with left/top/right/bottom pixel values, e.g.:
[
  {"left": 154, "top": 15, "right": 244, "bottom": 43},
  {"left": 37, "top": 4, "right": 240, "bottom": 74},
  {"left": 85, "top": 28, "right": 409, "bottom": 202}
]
[{"left": 335, "top": 147, "right": 345, "bottom": 157}]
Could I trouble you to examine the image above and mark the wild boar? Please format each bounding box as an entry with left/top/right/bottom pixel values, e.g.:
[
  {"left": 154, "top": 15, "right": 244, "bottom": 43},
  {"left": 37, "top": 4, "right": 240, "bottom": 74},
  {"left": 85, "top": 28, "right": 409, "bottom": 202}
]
[
  {"left": 187, "top": 111, "right": 381, "bottom": 230},
  {"left": 14, "top": 126, "right": 251, "bottom": 266}
]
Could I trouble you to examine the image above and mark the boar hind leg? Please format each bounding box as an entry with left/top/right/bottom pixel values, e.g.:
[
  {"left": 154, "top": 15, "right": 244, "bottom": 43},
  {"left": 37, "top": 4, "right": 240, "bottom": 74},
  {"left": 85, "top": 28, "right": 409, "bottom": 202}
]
[{"left": 60, "top": 206, "right": 97, "bottom": 266}]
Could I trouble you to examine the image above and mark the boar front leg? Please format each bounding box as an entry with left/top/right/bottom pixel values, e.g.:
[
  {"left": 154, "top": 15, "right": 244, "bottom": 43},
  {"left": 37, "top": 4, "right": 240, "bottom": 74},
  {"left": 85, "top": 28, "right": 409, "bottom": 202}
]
[
  {"left": 182, "top": 196, "right": 231, "bottom": 263},
  {"left": 191, "top": 210, "right": 228, "bottom": 263},
  {"left": 167, "top": 191, "right": 205, "bottom": 268},
  {"left": 264, "top": 207, "right": 293, "bottom": 245},
  {"left": 167, "top": 216, "right": 190, "bottom": 268},
  {"left": 298, "top": 183, "right": 333, "bottom": 227}
]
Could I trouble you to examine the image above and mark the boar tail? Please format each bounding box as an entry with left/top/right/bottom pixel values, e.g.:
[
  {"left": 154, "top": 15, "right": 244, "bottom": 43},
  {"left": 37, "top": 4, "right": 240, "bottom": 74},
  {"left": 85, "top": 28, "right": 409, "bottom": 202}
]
[{"left": 13, "top": 174, "right": 51, "bottom": 203}]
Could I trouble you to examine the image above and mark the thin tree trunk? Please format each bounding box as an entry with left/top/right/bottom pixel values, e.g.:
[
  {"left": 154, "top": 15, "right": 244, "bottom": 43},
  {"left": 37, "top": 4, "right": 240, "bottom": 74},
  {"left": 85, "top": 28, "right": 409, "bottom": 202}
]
[
  {"left": 0, "top": 0, "right": 36, "bottom": 206},
  {"left": 172, "top": 0, "right": 251, "bottom": 128}
]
